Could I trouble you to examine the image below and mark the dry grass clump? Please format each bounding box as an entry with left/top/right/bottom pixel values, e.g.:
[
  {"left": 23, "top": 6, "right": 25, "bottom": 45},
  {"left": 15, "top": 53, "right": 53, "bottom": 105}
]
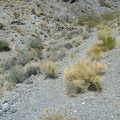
[
  {"left": 40, "top": 60, "right": 56, "bottom": 78},
  {"left": 97, "top": 27, "right": 112, "bottom": 40},
  {"left": 64, "top": 60, "right": 105, "bottom": 96},
  {"left": 37, "top": 110, "right": 76, "bottom": 120},
  {"left": 88, "top": 44, "right": 102, "bottom": 60},
  {"left": 88, "top": 36, "right": 116, "bottom": 59},
  {"left": 38, "top": 113, "right": 63, "bottom": 120}
]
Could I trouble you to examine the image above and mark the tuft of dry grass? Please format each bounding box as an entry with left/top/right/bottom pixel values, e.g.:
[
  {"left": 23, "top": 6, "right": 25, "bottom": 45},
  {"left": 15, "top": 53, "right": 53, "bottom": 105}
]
[
  {"left": 88, "top": 44, "right": 102, "bottom": 60},
  {"left": 97, "top": 27, "right": 112, "bottom": 40},
  {"left": 37, "top": 110, "right": 76, "bottom": 120},
  {"left": 64, "top": 60, "right": 105, "bottom": 96},
  {"left": 40, "top": 60, "right": 56, "bottom": 78}
]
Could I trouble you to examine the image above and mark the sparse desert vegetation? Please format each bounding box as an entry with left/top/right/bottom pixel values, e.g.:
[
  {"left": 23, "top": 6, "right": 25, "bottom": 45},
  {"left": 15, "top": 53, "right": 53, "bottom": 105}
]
[
  {"left": 88, "top": 27, "right": 116, "bottom": 59},
  {"left": 64, "top": 60, "right": 105, "bottom": 96},
  {"left": 10, "top": 65, "right": 25, "bottom": 83},
  {"left": 0, "top": 40, "right": 10, "bottom": 52},
  {"left": 0, "top": 0, "right": 120, "bottom": 119}
]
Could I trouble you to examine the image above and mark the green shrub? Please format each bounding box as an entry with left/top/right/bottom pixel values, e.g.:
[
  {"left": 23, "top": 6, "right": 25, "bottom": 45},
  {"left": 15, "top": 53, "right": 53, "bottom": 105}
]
[
  {"left": 102, "top": 13, "right": 115, "bottom": 21},
  {"left": 0, "top": 23, "right": 4, "bottom": 29},
  {"left": 25, "top": 65, "right": 40, "bottom": 77},
  {"left": 10, "top": 66, "right": 25, "bottom": 83},
  {"left": 17, "top": 51, "right": 33, "bottom": 66},
  {"left": 77, "top": 15, "right": 100, "bottom": 27},
  {"left": 87, "top": 20, "right": 99, "bottom": 28},
  {"left": 0, "top": 40, "right": 10, "bottom": 52},
  {"left": 40, "top": 60, "right": 56, "bottom": 78},
  {"left": 98, "top": 36, "right": 116, "bottom": 52},
  {"left": 3, "top": 58, "right": 17, "bottom": 70},
  {"left": 29, "top": 39, "right": 42, "bottom": 49},
  {"left": 13, "top": 11, "right": 20, "bottom": 19}
]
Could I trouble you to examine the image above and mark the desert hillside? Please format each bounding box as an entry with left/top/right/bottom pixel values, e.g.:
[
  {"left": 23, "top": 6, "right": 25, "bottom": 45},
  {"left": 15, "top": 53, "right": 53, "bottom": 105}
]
[{"left": 0, "top": 0, "right": 120, "bottom": 120}]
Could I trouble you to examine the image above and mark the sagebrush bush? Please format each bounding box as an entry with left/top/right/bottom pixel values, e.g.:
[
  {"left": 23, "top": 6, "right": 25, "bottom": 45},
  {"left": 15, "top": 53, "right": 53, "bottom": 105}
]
[
  {"left": 0, "top": 40, "right": 10, "bottom": 52},
  {"left": 25, "top": 63, "right": 40, "bottom": 77},
  {"left": 10, "top": 66, "right": 25, "bottom": 83},
  {"left": 28, "top": 39, "right": 42, "bottom": 58},
  {"left": 3, "top": 58, "right": 17, "bottom": 70},
  {"left": 98, "top": 36, "right": 116, "bottom": 52},
  {"left": 40, "top": 60, "right": 56, "bottom": 78},
  {"left": 17, "top": 51, "right": 33, "bottom": 66},
  {"left": 64, "top": 60, "right": 105, "bottom": 96}
]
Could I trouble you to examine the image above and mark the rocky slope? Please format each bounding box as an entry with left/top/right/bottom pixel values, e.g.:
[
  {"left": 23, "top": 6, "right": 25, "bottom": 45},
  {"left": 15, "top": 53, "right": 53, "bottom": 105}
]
[{"left": 0, "top": 0, "right": 120, "bottom": 120}]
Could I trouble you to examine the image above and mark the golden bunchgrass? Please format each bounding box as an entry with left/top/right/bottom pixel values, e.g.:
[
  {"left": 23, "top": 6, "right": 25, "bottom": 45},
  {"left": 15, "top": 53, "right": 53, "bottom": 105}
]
[
  {"left": 64, "top": 60, "right": 105, "bottom": 96},
  {"left": 88, "top": 44, "right": 102, "bottom": 60},
  {"left": 40, "top": 60, "right": 56, "bottom": 78}
]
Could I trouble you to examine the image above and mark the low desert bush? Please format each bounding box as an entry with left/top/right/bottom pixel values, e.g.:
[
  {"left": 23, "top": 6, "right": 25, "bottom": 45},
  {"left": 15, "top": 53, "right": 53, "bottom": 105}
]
[
  {"left": 24, "top": 63, "right": 40, "bottom": 77},
  {"left": 77, "top": 14, "right": 100, "bottom": 28},
  {"left": 3, "top": 58, "right": 17, "bottom": 70},
  {"left": 98, "top": 36, "right": 116, "bottom": 52},
  {"left": 17, "top": 51, "right": 33, "bottom": 66},
  {"left": 29, "top": 39, "right": 42, "bottom": 49},
  {"left": 0, "top": 40, "right": 10, "bottom": 52},
  {"left": 28, "top": 39, "right": 42, "bottom": 58},
  {"left": 86, "top": 20, "right": 99, "bottom": 28},
  {"left": 88, "top": 44, "right": 102, "bottom": 60},
  {"left": 101, "top": 12, "right": 115, "bottom": 21},
  {"left": 10, "top": 65, "right": 25, "bottom": 83},
  {"left": 40, "top": 60, "right": 56, "bottom": 78},
  {"left": 88, "top": 36, "right": 116, "bottom": 59},
  {"left": 0, "top": 23, "right": 4, "bottom": 29},
  {"left": 64, "top": 60, "right": 105, "bottom": 96}
]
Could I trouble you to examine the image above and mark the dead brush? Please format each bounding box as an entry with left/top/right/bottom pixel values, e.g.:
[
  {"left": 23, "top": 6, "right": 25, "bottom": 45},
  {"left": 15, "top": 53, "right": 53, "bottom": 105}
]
[
  {"left": 40, "top": 60, "right": 56, "bottom": 78},
  {"left": 64, "top": 60, "right": 105, "bottom": 96}
]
